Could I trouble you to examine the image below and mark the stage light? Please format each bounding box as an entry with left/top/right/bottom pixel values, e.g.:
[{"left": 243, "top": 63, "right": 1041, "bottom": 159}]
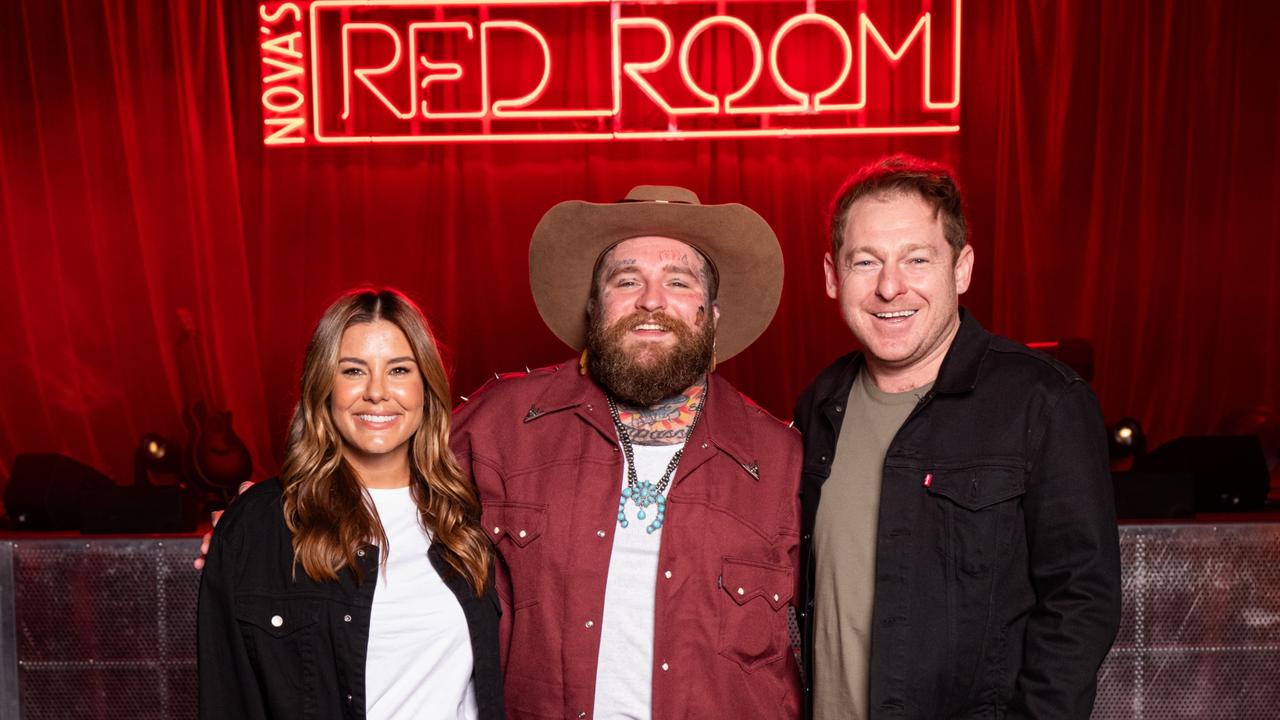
[
  {"left": 143, "top": 434, "right": 167, "bottom": 461},
  {"left": 134, "top": 433, "right": 180, "bottom": 481},
  {"left": 1109, "top": 417, "right": 1146, "bottom": 461}
]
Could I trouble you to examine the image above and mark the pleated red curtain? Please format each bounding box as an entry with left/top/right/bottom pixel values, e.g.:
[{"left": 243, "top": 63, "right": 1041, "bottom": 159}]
[{"left": 1, "top": 0, "right": 1277, "bottom": 487}]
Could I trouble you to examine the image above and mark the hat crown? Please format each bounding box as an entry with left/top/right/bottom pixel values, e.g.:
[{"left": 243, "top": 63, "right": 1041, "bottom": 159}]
[{"left": 623, "top": 185, "right": 701, "bottom": 205}]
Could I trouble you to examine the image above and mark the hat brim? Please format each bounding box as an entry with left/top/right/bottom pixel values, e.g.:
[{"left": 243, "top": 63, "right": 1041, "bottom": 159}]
[{"left": 529, "top": 198, "right": 783, "bottom": 362}]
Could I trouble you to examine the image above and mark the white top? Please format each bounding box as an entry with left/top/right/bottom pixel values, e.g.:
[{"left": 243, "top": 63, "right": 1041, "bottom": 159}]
[
  {"left": 365, "top": 486, "right": 477, "bottom": 720},
  {"left": 593, "top": 443, "right": 683, "bottom": 720}
]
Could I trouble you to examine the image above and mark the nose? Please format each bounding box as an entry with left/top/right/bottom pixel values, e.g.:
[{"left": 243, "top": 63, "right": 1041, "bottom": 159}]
[
  {"left": 364, "top": 372, "right": 388, "bottom": 403},
  {"left": 636, "top": 284, "right": 666, "bottom": 312},
  {"left": 875, "top": 263, "right": 907, "bottom": 302}
]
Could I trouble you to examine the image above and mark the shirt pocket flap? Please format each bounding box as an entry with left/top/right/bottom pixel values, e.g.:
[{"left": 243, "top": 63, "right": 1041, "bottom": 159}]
[
  {"left": 481, "top": 501, "right": 547, "bottom": 548},
  {"left": 720, "top": 557, "right": 793, "bottom": 610},
  {"left": 233, "top": 595, "right": 321, "bottom": 638},
  {"left": 927, "top": 465, "right": 1026, "bottom": 511}
]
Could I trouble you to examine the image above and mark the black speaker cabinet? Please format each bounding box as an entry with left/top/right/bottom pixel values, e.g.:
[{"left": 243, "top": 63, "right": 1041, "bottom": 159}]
[{"left": 1139, "top": 435, "right": 1271, "bottom": 512}]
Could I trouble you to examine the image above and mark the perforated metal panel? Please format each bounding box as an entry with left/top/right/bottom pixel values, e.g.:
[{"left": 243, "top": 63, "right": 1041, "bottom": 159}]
[
  {"left": 2, "top": 539, "right": 200, "bottom": 720},
  {"left": 1, "top": 528, "right": 1279, "bottom": 719},
  {"left": 1092, "top": 525, "right": 1280, "bottom": 719}
]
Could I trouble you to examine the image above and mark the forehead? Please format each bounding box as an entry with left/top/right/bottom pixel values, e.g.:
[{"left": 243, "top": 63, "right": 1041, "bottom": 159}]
[
  {"left": 600, "top": 236, "right": 707, "bottom": 270},
  {"left": 841, "top": 192, "right": 946, "bottom": 252},
  {"left": 338, "top": 320, "right": 412, "bottom": 353}
]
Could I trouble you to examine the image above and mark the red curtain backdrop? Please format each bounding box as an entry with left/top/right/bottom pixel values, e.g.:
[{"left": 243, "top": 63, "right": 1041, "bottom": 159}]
[{"left": 1, "top": 0, "right": 1277, "bottom": 488}]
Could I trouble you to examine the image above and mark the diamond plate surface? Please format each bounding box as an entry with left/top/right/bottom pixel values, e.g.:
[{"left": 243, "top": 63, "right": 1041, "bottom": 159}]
[
  {"left": 9, "top": 539, "right": 200, "bottom": 720},
  {"left": 3, "top": 527, "right": 1280, "bottom": 718},
  {"left": 1092, "top": 525, "right": 1280, "bottom": 720}
]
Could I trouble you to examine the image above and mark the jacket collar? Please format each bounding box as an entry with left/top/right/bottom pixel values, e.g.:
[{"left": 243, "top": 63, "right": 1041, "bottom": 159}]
[
  {"left": 524, "top": 359, "right": 761, "bottom": 481},
  {"left": 931, "top": 307, "right": 991, "bottom": 395}
]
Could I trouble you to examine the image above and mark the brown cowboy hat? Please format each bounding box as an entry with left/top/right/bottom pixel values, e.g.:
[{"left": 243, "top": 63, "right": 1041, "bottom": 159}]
[{"left": 529, "top": 185, "right": 783, "bottom": 362}]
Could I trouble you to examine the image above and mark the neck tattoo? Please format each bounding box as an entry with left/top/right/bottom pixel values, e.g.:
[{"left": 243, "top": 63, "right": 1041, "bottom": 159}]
[
  {"left": 606, "top": 388, "right": 706, "bottom": 534},
  {"left": 615, "top": 383, "right": 705, "bottom": 445}
]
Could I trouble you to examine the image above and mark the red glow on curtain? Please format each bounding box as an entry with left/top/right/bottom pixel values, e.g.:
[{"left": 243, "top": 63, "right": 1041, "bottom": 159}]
[{"left": 1, "top": 0, "right": 1277, "bottom": 489}]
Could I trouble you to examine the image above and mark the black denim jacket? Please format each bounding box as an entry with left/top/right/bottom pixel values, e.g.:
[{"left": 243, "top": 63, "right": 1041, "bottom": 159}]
[
  {"left": 795, "top": 309, "right": 1121, "bottom": 720},
  {"left": 198, "top": 479, "right": 504, "bottom": 720}
]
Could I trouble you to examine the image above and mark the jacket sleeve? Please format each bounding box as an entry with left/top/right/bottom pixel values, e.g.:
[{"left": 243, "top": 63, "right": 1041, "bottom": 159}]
[
  {"left": 450, "top": 394, "right": 515, "bottom": 670},
  {"left": 1011, "top": 380, "right": 1122, "bottom": 719},
  {"left": 197, "top": 512, "right": 267, "bottom": 720}
]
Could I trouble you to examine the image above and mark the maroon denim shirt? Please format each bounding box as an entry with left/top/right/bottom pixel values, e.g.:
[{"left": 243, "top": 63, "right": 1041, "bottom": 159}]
[{"left": 452, "top": 360, "right": 803, "bottom": 720}]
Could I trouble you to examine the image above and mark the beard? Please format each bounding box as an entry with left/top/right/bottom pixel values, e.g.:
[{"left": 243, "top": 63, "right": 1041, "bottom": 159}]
[{"left": 586, "top": 308, "right": 715, "bottom": 407}]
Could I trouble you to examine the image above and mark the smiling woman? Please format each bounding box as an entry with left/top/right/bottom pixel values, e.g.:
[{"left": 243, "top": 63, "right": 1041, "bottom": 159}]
[{"left": 197, "top": 288, "right": 503, "bottom": 720}]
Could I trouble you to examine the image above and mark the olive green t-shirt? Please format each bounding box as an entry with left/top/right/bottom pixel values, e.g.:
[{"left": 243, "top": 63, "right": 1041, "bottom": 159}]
[{"left": 812, "top": 370, "right": 931, "bottom": 720}]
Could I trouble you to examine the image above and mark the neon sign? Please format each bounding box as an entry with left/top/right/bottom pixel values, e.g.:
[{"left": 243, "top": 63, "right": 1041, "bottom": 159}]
[{"left": 259, "top": 0, "right": 961, "bottom": 144}]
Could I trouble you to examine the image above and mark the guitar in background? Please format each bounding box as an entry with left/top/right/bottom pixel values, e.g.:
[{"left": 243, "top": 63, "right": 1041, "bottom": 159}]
[{"left": 175, "top": 308, "right": 253, "bottom": 505}]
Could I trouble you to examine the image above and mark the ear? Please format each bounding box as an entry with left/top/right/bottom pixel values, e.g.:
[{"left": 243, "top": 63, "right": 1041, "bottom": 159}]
[
  {"left": 823, "top": 252, "right": 840, "bottom": 300},
  {"left": 954, "top": 244, "right": 974, "bottom": 295}
]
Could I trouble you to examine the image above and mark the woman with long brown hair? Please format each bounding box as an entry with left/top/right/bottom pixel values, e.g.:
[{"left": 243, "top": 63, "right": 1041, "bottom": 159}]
[{"left": 198, "top": 288, "right": 501, "bottom": 720}]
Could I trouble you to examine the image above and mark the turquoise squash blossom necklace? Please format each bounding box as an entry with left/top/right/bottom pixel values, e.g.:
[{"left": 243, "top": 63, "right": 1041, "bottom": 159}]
[{"left": 606, "top": 391, "right": 705, "bottom": 534}]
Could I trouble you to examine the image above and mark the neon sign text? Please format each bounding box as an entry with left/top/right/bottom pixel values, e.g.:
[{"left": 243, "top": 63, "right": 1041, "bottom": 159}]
[{"left": 259, "top": 0, "right": 962, "bottom": 144}]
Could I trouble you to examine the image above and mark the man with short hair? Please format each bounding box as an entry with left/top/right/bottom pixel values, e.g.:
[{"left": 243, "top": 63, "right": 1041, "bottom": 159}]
[
  {"left": 453, "top": 186, "right": 803, "bottom": 719},
  {"left": 796, "top": 156, "right": 1121, "bottom": 719}
]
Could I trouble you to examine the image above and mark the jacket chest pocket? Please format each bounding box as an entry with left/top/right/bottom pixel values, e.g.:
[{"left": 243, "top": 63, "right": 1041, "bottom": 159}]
[
  {"left": 481, "top": 501, "right": 547, "bottom": 608},
  {"left": 925, "top": 465, "right": 1026, "bottom": 577},
  {"left": 234, "top": 595, "right": 322, "bottom": 716},
  {"left": 716, "top": 557, "right": 794, "bottom": 673}
]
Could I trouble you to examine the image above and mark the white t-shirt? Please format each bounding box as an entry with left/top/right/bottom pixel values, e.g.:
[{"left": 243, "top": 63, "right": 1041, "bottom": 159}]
[
  {"left": 365, "top": 485, "right": 478, "bottom": 720},
  {"left": 592, "top": 443, "right": 683, "bottom": 720}
]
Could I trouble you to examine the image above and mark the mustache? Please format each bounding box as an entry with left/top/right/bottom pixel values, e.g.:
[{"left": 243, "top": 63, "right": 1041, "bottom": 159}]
[{"left": 609, "top": 310, "right": 699, "bottom": 334}]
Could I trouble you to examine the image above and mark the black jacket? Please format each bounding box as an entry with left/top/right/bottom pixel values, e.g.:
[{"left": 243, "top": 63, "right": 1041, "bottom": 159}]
[
  {"left": 795, "top": 310, "right": 1121, "bottom": 720},
  {"left": 198, "top": 479, "right": 504, "bottom": 720}
]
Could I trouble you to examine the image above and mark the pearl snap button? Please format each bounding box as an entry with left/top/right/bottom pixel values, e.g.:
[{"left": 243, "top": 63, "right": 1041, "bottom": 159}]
[
  {"left": 585, "top": 620, "right": 594, "bottom": 628},
  {"left": 661, "top": 663, "right": 669, "bottom": 671},
  {"left": 664, "top": 570, "right": 672, "bottom": 579},
  {"left": 518, "top": 530, "right": 527, "bottom": 538},
  {"left": 737, "top": 587, "right": 745, "bottom": 595},
  {"left": 597, "top": 530, "right": 606, "bottom": 537}
]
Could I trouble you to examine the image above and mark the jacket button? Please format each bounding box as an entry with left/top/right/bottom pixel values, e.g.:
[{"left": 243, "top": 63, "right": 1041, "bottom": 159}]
[
  {"left": 518, "top": 530, "right": 527, "bottom": 538},
  {"left": 356, "top": 549, "right": 365, "bottom": 558},
  {"left": 493, "top": 527, "right": 501, "bottom": 534},
  {"left": 578, "top": 713, "right": 587, "bottom": 719},
  {"left": 270, "top": 615, "right": 283, "bottom": 628},
  {"left": 343, "top": 614, "right": 352, "bottom": 623},
  {"left": 597, "top": 530, "right": 606, "bottom": 538},
  {"left": 664, "top": 570, "right": 672, "bottom": 579},
  {"left": 819, "top": 455, "right": 829, "bottom": 463},
  {"left": 661, "top": 662, "right": 669, "bottom": 671},
  {"left": 345, "top": 694, "right": 353, "bottom": 703},
  {"left": 835, "top": 405, "right": 843, "bottom": 413},
  {"left": 585, "top": 620, "right": 594, "bottom": 628}
]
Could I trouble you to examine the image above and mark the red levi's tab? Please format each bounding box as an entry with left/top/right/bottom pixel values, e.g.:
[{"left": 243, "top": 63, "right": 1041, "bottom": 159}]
[{"left": 923, "top": 472, "right": 934, "bottom": 487}]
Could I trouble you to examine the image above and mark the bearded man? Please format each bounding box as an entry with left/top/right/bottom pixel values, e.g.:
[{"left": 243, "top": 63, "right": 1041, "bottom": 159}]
[{"left": 452, "top": 186, "right": 803, "bottom": 719}]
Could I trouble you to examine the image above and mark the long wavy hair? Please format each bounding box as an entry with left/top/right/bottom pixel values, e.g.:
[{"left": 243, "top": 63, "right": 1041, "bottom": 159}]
[{"left": 280, "top": 288, "right": 490, "bottom": 595}]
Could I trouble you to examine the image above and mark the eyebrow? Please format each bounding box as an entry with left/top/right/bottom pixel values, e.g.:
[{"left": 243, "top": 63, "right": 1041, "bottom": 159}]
[
  {"left": 337, "top": 356, "right": 416, "bottom": 365},
  {"left": 847, "top": 243, "right": 937, "bottom": 257},
  {"left": 604, "top": 263, "right": 700, "bottom": 279}
]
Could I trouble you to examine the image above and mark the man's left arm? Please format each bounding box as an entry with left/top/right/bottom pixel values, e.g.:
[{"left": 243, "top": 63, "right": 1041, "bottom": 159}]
[{"left": 1012, "top": 380, "right": 1122, "bottom": 719}]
